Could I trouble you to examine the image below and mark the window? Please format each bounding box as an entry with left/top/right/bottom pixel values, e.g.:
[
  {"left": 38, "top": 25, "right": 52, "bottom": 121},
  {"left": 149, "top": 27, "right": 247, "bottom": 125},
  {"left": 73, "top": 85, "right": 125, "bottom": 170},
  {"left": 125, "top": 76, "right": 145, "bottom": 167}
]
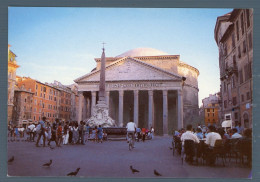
[
  {"left": 247, "top": 92, "right": 251, "bottom": 100},
  {"left": 35, "top": 92, "right": 37, "bottom": 96},
  {"left": 239, "top": 69, "right": 244, "bottom": 84},
  {"left": 233, "top": 97, "right": 237, "bottom": 106},
  {"left": 246, "top": 9, "right": 250, "bottom": 28},
  {"left": 224, "top": 100, "right": 227, "bottom": 108},
  {"left": 43, "top": 94, "right": 45, "bottom": 98},
  {"left": 244, "top": 64, "right": 249, "bottom": 81},
  {"left": 213, "top": 109, "right": 215, "bottom": 112},
  {"left": 232, "top": 33, "right": 235, "bottom": 48},
  {"left": 249, "top": 62, "right": 252, "bottom": 78},
  {"left": 243, "top": 40, "right": 247, "bottom": 53},
  {"left": 224, "top": 44, "right": 227, "bottom": 56},
  {"left": 233, "top": 55, "right": 237, "bottom": 68},
  {"left": 223, "top": 82, "right": 227, "bottom": 92},
  {"left": 213, "top": 113, "right": 215, "bottom": 117},
  {"left": 236, "top": 21, "right": 240, "bottom": 41},
  {"left": 40, "top": 93, "right": 42, "bottom": 97},
  {"left": 241, "top": 12, "right": 244, "bottom": 35},
  {"left": 231, "top": 76, "right": 236, "bottom": 88},
  {"left": 42, "top": 103, "right": 45, "bottom": 108},
  {"left": 238, "top": 46, "right": 241, "bottom": 58},
  {"left": 36, "top": 84, "right": 38, "bottom": 90},
  {"left": 235, "top": 112, "right": 238, "bottom": 119},
  {"left": 241, "top": 94, "right": 244, "bottom": 102},
  {"left": 25, "top": 98, "right": 26, "bottom": 102},
  {"left": 43, "top": 87, "right": 46, "bottom": 92},
  {"left": 41, "top": 86, "right": 43, "bottom": 91},
  {"left": 248, "top": 32, "right": 253, "bottom": 50}
]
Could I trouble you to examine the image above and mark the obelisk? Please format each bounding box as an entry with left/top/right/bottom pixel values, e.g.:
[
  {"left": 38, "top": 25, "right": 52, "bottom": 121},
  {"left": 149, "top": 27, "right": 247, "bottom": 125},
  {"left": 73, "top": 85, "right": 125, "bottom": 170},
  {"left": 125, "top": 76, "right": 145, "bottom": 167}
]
[
  {"left": 85, "top": 44, "right": 116, "bottom": 127},
  {"left": 97, "top": 45, "right": 106, "bottom": 105}
]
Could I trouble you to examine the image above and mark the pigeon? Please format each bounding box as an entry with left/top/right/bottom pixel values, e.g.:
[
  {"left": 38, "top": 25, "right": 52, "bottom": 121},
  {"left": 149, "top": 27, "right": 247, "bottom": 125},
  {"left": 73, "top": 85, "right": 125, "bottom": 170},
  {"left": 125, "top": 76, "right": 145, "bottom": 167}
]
[
  {"left": 154, "top": 169, "right": 162, "bottom": 176},
  {"left": 130, "top": 165, "right": 140, "bottom": 174},
  {"left": 50, "top": 146, "right": 55, "bottom": 150},
  {"left": 67, "top": 168, "right": 80, "bottom": 176},
  {"left": 43, "top": 159, "right": 52, "bottom": 167},
  {"left": 169, "top": 147, "right": 173, "bottom": 150},
  {"left": 8, "top": 156, "right": 14, "bottom": 163}
]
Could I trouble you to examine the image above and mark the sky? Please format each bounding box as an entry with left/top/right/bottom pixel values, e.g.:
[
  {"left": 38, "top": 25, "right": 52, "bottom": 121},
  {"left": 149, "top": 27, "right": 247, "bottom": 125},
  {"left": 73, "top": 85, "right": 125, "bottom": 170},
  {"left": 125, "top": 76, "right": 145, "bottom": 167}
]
[{"left": 8, "top": 7, "right": 232, "bottom": 105}]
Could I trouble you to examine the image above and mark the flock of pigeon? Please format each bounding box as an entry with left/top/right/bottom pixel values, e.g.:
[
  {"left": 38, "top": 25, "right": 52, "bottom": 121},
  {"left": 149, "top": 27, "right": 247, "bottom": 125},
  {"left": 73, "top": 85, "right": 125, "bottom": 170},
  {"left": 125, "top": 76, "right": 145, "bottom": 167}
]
[{"left": 8, "top": 156, "right": 163, "bottom": 177}]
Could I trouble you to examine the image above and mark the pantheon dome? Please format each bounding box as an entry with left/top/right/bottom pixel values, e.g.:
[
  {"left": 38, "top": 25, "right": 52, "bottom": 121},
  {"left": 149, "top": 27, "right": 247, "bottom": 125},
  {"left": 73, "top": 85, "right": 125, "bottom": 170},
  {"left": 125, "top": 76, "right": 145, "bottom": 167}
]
[
  {"left": 116, "top": 47, "right": 169, "bottom": 57},
  {"left": 75, "top": 47, "right": 199, "bottom": 135}
]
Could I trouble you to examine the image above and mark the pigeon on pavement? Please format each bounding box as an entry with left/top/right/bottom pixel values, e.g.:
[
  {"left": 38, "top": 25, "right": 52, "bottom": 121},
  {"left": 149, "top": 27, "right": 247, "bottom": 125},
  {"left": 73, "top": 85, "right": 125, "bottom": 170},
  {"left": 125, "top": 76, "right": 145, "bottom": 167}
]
[
  {"left": 130, "top": 165, "right": 140, "bottom": 174},
  {"left": 43, "top": 159, "right": 52, "bottom": 167},
  {"left": 8, "top": 156, "right": 14, "bottom": 163},
  {"left": 154, "top": 169, "right": 162, "bottom": 176},
  {"left": 67, "top": 168, "right": 80, "bottom": 176}
]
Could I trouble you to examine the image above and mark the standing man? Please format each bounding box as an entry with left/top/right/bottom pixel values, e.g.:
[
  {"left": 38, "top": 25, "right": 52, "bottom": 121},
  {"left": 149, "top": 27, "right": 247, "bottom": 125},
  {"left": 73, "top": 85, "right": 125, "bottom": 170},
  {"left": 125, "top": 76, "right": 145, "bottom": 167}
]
[
  {"left": 28, "top": 123, "right": 35, "bottom": 142},
  {"left": 36, "top": 117, "right": 46, "bottom": 147},
  {"left": 126, "top": 120, "right": 136, "bottom": 147}
]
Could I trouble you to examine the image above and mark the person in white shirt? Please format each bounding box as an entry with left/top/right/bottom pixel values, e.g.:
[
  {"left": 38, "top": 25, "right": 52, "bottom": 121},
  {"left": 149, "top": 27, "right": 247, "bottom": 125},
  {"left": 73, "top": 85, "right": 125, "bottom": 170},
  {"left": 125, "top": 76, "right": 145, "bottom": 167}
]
[
  {"left": 181, "top": 124, "right": 200, "bottom": 145},
  {"left": 205, "top": 125, "right": 221, "bottom": 147},
  {"left": 126, "top": 121, "right": 136, "bottom": 147},
  {"left": 28, "top": 123, "right": 35, "bottom": 141}
]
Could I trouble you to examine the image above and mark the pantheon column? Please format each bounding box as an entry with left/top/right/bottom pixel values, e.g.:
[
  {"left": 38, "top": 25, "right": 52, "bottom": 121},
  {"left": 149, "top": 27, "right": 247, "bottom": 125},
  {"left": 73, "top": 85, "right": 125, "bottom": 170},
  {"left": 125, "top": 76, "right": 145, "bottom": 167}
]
[
  {"left": 133, "top": 90, "right": 139, "bottom": 127},
  {"left": 148, "top": 90, "right": 154, "bottom": 128},
  {"left": 78, "top": 92, "right": 83, "bottom": 123},
  {"left": 163, "top": 90, "right": 168, "bottom": 135},
  {"left": 91, "top": 91, "right": 96, "bottom": 116},
  {"left": 177, "top": 89, "right": 184, "bottom": 129},
  {"left": 118, "top": 90, "right": 124, "bottom": 127}
]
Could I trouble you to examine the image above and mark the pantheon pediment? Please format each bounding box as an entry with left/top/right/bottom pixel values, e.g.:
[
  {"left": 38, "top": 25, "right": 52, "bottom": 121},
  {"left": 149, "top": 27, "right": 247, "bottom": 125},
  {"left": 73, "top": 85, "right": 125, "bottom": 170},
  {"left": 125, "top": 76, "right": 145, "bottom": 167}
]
[{"left": 74, "top": 57, "right": 182, "bottom": 83}]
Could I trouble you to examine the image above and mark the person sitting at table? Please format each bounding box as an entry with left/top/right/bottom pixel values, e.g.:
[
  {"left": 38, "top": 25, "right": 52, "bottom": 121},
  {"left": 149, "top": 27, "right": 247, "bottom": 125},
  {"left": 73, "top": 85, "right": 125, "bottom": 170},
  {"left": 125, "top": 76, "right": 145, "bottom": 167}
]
[
  {"left": 195, "top": 128, "right": 203, "bottom": 140},
  {"left": 205, "top": 125, "right": 221, "bottom": 148},
  {"left": 181, "top": 124, "right": 200, "bottom": 145},
  {"left": 204, "top": 125, "right": 222, "bottom": 165},
  {"left": 181, "top": 124, "right": 199, "bottom": 164},
  {"left": 231, "top": 128, "right": 242, "bottom": 139}
]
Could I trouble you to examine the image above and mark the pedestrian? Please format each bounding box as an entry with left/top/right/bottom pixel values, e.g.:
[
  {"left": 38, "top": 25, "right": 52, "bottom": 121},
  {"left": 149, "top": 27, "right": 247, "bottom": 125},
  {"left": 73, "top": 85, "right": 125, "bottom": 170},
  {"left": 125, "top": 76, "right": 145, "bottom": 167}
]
[
  {"left": 36, "top": 117, "right": 47, "bottom": 147},
  {"left": 46, "top": 122, "right": 52, "bottom": 143},
  {"left": 136, "top": 127, "right": 141, "bottom": 142},
  {"left": 91, "top": 126, "right": 97, "bottom": 142},
  {"left": 141, "top": 128, "right": 146, "bottom": 142},
  {"left": 85, "top": 124, "right": 90, "bottom": 143},
  {"left": 68, "top": 122, "right": 73, "bottom": 144},
  {"left": 150, "top": 127, "right": 154, "bottom": 139},
  {"left": 72, "top": 122, "right": 79, "bottom": 144},
  {"left": 63, "top": 121, "right": 69, "bottom": 145},
  {"left": 57, "top": 122, "right": 63, "bottom": 147},
  {"left": 28, "top": 123, "right": 35, "bottom": 142},
  {"left": 78, "top": 121, "right": 85, "bottom": 145},
  {"left": 48, "top": 119, "right": 58, "bottom": 147},
  {"left": 97, "top": 125, "right": 103, "bottom": 143}
]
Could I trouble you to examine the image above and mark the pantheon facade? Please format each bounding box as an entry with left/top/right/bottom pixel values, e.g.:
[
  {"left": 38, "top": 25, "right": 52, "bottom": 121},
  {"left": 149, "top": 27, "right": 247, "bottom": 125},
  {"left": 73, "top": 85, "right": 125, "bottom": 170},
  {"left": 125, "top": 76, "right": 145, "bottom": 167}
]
[{"left": 74, "top": 48, "right": 199, "bottom": 135}]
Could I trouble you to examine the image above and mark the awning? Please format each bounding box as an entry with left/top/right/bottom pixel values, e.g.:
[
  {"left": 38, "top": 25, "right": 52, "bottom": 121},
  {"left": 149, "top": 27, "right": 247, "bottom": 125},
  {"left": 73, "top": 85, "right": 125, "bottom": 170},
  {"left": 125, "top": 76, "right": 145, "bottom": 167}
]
[{"left": 222, "top": 120, "right": 231, "bottom": 127}]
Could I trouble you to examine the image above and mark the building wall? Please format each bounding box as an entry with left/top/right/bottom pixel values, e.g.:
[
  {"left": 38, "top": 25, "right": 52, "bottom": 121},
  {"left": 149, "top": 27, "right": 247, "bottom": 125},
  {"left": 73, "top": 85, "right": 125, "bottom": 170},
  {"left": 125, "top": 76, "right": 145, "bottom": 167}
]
[
  {"left": 8, "top": 45, "right": 19, "bottom": 123},
  {"left": 12, "top": 90, "right": 33, "bottom": 127},
  {"left": 215, "top": 9, "right": 253, "bottom": 128}
]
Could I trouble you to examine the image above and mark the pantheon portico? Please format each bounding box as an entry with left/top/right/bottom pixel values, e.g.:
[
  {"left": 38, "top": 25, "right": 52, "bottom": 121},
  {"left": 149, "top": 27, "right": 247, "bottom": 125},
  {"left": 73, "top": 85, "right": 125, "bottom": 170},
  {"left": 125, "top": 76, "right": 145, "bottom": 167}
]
[{"left": 74, "top": 48, "right": 199, "bottom": 135}]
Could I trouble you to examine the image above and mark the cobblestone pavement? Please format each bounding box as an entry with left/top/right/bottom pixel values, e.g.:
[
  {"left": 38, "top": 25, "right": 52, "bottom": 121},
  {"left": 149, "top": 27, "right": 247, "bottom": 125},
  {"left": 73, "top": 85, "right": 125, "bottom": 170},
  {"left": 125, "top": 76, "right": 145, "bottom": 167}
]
[{"left": 7, "top": 136, "right": 251, "bottom": 178}]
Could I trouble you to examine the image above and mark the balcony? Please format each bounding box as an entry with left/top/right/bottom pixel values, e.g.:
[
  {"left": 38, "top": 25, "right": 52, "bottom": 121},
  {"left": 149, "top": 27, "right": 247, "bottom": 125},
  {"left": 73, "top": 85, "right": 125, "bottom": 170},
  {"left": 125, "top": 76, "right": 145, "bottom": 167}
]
[{"left": 220, "top": 66, "right": 238, "bottom": 81}]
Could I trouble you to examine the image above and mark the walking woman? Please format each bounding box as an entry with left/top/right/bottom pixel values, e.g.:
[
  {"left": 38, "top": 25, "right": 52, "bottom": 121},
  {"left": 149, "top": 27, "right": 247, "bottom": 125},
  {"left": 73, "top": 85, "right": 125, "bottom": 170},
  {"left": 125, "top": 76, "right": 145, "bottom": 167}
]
[
  {"left": 97, "top": 125, "right": 103, "bottom": 143},
  {"left": 72, "top": 122, "right": 79, "bottom": 144}
]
